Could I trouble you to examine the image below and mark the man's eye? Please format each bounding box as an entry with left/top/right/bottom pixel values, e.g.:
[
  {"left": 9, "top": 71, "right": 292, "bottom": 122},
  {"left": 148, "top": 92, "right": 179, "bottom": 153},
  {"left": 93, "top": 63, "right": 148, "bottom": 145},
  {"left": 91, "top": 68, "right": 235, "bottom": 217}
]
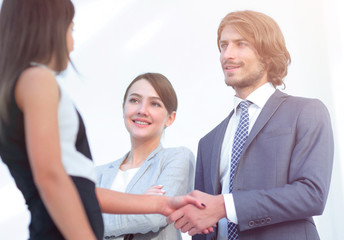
[{"left": 220, "top": 44, "right": 228, "bottom": 50}]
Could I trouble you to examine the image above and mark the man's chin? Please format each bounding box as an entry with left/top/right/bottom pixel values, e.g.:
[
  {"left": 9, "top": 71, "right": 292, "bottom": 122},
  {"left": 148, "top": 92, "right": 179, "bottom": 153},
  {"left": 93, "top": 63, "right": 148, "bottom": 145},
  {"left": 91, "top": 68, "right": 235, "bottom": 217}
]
[{"left": 224, "top": 77, "right": 236, "bottom": 87}]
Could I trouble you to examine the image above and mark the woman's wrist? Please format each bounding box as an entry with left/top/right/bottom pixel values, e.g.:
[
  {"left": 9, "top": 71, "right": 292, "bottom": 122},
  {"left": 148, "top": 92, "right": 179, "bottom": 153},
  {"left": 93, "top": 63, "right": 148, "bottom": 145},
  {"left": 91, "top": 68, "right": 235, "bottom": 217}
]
[{"left": 155, "top": 195, "right": 169, "bottom": 215}]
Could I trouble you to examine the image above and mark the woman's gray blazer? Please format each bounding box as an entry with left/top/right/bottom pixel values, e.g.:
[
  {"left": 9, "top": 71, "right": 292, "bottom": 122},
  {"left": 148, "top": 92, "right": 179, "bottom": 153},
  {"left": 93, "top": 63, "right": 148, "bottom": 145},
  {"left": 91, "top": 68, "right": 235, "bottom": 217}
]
[{"left": 95, "top": 145, "right": 195, "bottom": 240}]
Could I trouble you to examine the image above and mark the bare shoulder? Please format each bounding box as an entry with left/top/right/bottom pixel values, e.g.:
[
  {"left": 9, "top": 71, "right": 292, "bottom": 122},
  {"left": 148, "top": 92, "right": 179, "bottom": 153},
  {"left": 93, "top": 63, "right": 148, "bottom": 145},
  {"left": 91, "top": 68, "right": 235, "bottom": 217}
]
[
  {"left": 17, "top": 66, "right": 57, "bottom": 89},
  {"left": 15, "top": 66, "right": 59, "bottom": 110}
]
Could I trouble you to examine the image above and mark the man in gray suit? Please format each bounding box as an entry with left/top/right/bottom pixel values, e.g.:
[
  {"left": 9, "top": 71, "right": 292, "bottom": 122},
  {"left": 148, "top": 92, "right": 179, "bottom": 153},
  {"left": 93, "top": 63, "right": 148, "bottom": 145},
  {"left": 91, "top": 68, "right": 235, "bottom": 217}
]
[{"left": 168, "top": 10, "right": 334, "bottom": 240}]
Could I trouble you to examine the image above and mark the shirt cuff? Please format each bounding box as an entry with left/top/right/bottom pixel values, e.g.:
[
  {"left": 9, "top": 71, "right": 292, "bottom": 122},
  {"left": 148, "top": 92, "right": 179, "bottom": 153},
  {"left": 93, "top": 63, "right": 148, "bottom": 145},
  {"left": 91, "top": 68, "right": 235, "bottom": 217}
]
[{"left": 223, "top": 193, "right": 238, "bottom": 224}]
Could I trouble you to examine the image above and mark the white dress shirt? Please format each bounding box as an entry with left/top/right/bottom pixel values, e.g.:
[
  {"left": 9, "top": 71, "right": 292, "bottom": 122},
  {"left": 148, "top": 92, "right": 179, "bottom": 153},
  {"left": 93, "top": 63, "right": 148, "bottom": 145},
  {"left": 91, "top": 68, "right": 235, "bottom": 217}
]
[{"left": 217, "top": 82, "right": 276, "bottom": 240}]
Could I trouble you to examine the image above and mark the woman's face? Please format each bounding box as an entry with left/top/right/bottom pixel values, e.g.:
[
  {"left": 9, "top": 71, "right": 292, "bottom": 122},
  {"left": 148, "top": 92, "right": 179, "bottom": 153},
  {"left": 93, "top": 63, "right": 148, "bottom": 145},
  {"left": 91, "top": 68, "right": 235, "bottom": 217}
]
[
  {"left": 66, "top": 22, "right": 74, "bottom": 54},
  {"left": 123, "top": 79, "right": 176, "bottom": 143}
]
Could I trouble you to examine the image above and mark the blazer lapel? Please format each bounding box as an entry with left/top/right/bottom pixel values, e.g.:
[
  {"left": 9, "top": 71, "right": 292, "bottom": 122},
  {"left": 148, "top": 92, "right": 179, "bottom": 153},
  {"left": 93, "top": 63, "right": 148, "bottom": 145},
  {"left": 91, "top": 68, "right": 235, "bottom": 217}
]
[
  {"left": 125, "top": 145, "right": 162, "bottom": 193},
  {"left": 211, "top": 112, "right": 233, "bottom": 194},
  {"left": 125, "top": 160, "right": 152, "bottom": 193},
  {"left": 242, "top": 89, "right": 288, "bottom": 152},
  {"left": 99, "top": 160, "right": 123, "bottom": 189}
]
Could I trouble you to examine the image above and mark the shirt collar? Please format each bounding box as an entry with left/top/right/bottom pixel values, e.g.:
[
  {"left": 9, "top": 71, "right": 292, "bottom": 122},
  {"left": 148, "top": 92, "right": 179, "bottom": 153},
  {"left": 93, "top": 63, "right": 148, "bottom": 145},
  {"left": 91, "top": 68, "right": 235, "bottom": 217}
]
[{"left": 233, "top": 82, "right": 276, "bottom": 113}]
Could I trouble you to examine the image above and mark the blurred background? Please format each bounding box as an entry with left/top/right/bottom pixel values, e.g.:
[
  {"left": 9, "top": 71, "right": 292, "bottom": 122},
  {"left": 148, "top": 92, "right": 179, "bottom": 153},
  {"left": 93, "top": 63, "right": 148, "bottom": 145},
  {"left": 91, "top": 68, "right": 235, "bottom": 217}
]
[{"left": 0, "top": 0, "right": 343, "bottom": 239}]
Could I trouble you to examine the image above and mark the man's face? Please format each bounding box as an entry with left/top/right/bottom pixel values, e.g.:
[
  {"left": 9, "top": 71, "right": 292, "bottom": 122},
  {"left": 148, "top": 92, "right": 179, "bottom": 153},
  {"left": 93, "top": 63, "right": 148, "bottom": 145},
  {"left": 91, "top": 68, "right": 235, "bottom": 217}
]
[{"left": 219, "top": 25, "right": 268, "bottom": 97}]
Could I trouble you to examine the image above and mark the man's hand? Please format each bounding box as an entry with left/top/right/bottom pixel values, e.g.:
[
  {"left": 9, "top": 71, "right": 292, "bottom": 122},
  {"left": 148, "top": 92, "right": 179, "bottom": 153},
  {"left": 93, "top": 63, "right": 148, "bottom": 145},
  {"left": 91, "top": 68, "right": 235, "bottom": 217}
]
[
  {"left": 161, "top": 193, "right": 206, "bottom": 217},
  {"left": 167, "top": 190, "right": 226, "bottom": 236}
]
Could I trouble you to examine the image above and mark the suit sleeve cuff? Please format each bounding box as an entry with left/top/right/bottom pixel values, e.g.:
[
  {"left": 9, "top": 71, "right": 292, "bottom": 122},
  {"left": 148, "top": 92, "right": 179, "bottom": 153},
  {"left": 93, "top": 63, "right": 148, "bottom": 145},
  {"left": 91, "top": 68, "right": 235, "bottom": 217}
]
[{"left": 223, "top": 193, "right": 238, "bottom": 224}]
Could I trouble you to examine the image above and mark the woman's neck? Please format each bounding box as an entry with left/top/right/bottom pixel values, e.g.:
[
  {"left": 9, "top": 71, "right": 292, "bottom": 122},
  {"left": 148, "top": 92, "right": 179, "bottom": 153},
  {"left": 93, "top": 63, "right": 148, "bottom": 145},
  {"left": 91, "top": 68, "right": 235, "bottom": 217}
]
[{"left": 120, "top": 138, "right": 160, "bottom": 171}]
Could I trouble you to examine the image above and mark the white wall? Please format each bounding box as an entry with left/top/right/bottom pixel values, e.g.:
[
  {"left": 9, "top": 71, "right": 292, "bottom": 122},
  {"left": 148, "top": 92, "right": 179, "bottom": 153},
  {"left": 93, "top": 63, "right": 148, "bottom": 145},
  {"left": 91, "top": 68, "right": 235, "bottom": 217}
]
[{"left": 0, "top": 0, "right": 343, "bottom": 239}]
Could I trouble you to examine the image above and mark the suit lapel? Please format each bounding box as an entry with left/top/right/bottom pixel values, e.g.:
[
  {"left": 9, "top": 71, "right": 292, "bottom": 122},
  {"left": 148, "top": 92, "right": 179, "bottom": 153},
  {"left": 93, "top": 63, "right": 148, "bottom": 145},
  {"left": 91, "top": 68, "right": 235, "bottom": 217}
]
[
  {"left": 208, "top": 90, "right": 287, "bottom": 194},
  {"left": 242, "top": 90, "right": 288, "bottom": 153},
  {"left": 211, "top": 112, "right": 233, "bottom": 194}
]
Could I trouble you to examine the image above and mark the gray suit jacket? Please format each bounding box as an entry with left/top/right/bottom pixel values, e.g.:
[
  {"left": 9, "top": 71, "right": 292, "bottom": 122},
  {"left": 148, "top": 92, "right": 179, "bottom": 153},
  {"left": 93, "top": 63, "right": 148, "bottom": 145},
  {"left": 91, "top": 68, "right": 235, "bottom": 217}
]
[
  {"left": 193, "top": 90, "right": 334, "bottom": 240},
  {"left": 95, "top": 145, "right": 195, "bottom": 240}
]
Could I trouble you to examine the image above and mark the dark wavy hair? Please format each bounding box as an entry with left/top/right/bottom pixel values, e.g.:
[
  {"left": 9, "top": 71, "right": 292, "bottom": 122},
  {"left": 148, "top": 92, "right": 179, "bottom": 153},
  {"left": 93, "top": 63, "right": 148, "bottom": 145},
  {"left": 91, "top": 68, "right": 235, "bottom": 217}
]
[
  {"left": 0, "top": 0, "right": 75, "bottom": 133},
  {"left": 217, "top": 10, "right": 291, "bottom": 88},
  {"left": 123, "top": 73, "right": 178, "bottom": 114}
]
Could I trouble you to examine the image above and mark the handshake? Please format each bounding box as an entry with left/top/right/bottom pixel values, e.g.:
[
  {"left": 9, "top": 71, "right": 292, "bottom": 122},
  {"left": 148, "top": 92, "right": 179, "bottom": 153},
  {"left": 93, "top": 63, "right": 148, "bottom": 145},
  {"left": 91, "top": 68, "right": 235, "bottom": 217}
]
[{"left": 153, "top": 188, "right": 226, "bottom": 236}]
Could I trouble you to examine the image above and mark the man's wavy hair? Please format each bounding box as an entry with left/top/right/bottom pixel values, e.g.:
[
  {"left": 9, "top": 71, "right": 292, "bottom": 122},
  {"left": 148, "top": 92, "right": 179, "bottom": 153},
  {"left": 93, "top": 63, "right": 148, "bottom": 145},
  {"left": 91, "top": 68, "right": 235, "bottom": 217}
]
[{"left": 217, "top": 10, "right": 291, "bottom": 88}]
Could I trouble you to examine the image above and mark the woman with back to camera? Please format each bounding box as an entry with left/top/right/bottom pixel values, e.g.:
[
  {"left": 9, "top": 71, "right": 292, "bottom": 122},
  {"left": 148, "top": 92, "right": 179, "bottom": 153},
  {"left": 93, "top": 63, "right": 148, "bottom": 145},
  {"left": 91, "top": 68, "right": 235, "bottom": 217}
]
[
  {"left": 96, "top": 73, "right": 195, "bottom": 240},
  {"left": 0, "top": 1, "right": 204, "bottom": 239}
]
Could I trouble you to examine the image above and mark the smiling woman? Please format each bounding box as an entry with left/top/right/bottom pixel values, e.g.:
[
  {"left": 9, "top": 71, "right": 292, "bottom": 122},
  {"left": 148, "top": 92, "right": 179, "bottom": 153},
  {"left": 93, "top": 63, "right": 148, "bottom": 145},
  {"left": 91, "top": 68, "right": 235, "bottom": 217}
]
[
  {"left": 95, "top": 73, "right": 195, "bottom": 240},
  {"left": 123, "top": 73, "right": 177, "bottom": 147}
]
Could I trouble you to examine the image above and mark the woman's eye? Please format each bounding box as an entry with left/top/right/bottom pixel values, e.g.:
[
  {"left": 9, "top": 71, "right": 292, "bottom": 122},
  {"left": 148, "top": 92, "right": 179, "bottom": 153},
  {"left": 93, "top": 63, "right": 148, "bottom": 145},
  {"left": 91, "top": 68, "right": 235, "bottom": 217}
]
[
  {"left": 129, "top": 98, "right": 139, "bottom": 103},
  {"left": 152, "top": 102, "right": 161, "bottom": 107}
]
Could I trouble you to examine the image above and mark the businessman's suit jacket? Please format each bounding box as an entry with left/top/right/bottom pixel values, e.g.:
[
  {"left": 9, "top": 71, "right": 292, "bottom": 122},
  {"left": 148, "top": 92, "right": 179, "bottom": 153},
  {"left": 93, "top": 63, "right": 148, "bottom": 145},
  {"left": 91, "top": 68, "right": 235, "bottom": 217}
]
[
  {"left": 193, "top": 90, "right": 334, "bottom": 240},
  {"left": 95, "top": 145, "right": 195, "bottom": 240}
]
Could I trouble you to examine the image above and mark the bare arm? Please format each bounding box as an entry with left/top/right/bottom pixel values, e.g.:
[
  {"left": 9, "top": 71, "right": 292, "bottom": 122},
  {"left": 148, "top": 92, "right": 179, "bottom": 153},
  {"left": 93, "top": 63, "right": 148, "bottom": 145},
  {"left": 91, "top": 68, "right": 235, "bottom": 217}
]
[
  {"left": 96, "top": 187, "right": 205, "bottom": 217},
  {"left": 16, "top": 67, "right": 96, "bottom": 240}
]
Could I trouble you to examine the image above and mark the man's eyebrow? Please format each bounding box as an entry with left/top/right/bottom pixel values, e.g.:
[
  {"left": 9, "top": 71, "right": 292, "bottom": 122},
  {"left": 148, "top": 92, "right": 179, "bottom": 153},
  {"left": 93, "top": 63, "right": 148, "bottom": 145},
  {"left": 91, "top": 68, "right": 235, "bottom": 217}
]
[
  {"left": 233, "top": 38, "right": 247, "bottom": 42},
  {"left": 219, "top": 38, "right": 248, "bottom": 44}
]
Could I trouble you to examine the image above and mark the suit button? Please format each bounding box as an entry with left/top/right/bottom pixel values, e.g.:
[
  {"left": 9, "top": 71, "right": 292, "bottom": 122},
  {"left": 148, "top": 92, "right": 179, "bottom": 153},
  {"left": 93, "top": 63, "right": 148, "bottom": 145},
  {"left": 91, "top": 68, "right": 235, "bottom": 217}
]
[
  {"left": 255, "top": 220, "right": 260, "bottom": 225},
  {"left": 266, "top": 217, "right": 271, "bottom": 223},
  {"left": 248, "top": 220, "right": 255, "bottom": 227},
  {"left": 260, "top": 218, "right": 266, "bottom": 224}
]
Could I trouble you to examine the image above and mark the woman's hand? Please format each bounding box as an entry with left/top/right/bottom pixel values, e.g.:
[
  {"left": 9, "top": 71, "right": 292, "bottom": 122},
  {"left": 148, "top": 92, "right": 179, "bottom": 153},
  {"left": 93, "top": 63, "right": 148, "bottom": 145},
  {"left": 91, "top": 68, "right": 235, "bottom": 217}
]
[{"left": 144, "top": 185, "right": 166, "bottom": 195}]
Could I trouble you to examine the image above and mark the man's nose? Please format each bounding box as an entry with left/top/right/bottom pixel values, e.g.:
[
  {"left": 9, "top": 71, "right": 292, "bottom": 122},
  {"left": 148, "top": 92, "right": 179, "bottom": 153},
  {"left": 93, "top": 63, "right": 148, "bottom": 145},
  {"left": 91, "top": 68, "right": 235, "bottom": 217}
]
[{"left": 221, "top": 43, "right": 237, "bottom": 60}]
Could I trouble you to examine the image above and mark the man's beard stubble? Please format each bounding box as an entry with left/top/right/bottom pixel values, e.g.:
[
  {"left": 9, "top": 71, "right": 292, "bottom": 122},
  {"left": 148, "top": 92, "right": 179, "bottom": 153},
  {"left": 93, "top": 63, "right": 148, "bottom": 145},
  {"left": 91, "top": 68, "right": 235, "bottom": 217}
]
[{"left": 224, "top": 60, "right": 266, "bottom": 89}]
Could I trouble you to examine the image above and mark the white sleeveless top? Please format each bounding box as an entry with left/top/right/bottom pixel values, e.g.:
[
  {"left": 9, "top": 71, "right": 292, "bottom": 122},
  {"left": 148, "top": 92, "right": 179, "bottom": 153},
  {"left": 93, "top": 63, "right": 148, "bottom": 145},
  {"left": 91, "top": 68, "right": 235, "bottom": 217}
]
[{"left": 30, "top": 62, "right": 96, "bottom": 182}]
